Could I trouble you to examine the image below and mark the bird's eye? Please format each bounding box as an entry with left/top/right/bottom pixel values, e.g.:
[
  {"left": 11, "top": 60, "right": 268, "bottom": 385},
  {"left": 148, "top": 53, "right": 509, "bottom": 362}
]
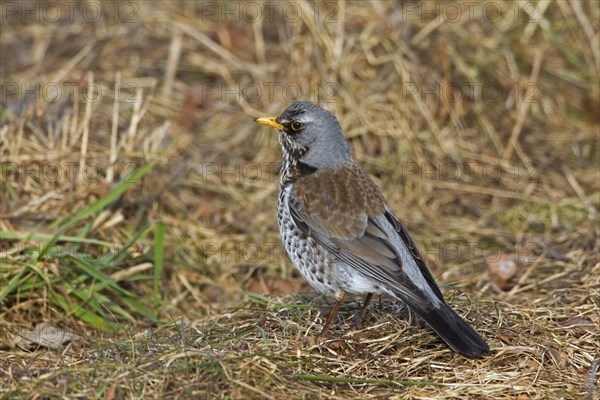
[{"left": 290, "top": 121, "right": 303, "bottom": 132}]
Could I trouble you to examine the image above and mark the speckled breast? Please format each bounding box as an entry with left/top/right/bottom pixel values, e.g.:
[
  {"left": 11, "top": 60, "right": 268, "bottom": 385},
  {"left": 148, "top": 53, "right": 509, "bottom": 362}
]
[{"left": 277, "top": 184, "right": 337, "bottom": 298}]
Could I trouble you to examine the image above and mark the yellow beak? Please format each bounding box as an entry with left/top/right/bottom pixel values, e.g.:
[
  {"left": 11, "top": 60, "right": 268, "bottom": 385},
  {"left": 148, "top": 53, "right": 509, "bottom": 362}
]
[{"left": 254, "top": 116, "right": 284, "bottom": 130}]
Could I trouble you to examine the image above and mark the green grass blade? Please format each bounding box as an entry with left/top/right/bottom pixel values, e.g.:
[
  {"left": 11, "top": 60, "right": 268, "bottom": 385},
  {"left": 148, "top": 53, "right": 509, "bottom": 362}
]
[
  {"left": 67, "top": 253, "right": 135, "bottom": 298},
  {"left": 49, "top": 291, "right": 112, "bottom": 330},
  {"left": 99, "top": 224, "right": 154, "bottom": 265},
  {"left": 0, "top": 267, "right": 31, "bottom": 302},
  {"left": 39, "top": 160, "right": 158, "bottom": 258},
  {"left": 153, "top": 221, "right": 165, "bottom": 318},
  {"left": 0, "top": 231, "right": 113, "bottom": 246},
  {"left": 120, "top": 296, "right": 156, "bottom": 322}
]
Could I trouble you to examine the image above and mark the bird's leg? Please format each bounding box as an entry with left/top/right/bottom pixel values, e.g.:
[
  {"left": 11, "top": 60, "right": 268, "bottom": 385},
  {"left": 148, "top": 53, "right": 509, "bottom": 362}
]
[
  {"left": 351, "top": 293, "right": 373, "bottom": 329},
  {"left": 320, "top": 293, "right": 345, "bottom": 336}
]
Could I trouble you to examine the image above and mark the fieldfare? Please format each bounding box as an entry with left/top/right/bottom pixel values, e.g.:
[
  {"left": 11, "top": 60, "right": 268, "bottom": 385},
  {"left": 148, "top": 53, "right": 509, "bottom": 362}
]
[{"left": 255, "top": 102, "right": 490, "bottom": 358}]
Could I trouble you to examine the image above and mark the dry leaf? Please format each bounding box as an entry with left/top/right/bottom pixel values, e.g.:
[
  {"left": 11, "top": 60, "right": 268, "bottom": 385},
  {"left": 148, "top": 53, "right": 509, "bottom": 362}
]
[
  {"left": 546, "top": 347, "right": 567, "bottom": 368},
  {"left": 247, "top": 276, "right": 270, "bottom": 295},
  {"left": 104, "top": 383, "right": 118, "bottom": 400},
  {"left": 301, "top": 335, "right": 346, "bottom": 351},
  {"left": 302, "top": 335, "right": 320, "bottom": 347},
  {"left": 12, "top": 323, "right": 82, "bottom": 350},
  {"left": 486, "top": 252, "right": 518, "bottom": 290},
  {"left": 498, "top": 334, "right": 512, "bottom": 345}
]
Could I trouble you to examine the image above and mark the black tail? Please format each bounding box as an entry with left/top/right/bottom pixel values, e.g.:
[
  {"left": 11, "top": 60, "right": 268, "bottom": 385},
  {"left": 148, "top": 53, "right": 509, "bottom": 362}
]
[{"left": 402, "top": 297, "right": 490, "bottom": 358}]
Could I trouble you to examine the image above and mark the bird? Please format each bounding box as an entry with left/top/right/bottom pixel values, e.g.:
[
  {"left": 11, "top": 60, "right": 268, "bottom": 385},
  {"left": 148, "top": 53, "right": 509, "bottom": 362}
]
[{"left": 254, "top": 101, "right": 490, "bottom": 358}]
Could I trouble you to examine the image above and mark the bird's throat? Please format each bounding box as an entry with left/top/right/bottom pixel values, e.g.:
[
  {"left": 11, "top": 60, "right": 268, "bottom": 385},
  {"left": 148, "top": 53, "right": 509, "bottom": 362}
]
[{"left": 280, "top": 135, "right": 312, "bottom": 185}]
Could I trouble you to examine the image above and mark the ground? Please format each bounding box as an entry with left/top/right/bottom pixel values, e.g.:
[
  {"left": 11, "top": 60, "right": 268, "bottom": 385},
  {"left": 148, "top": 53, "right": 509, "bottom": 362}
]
[{"left": 1, "top": 1, "right": 599, "bottom": 399}]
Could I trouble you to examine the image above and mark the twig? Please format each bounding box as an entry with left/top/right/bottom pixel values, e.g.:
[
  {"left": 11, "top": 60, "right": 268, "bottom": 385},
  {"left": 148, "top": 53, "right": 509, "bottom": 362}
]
[
  {"left": 106, "top": 71, "right": 121, "bottom": 183},
  {"left": 162, "top": 30, "right": 183, "bottom": 99},
  {"left": 502, "top": 49, "right": 544, "bottom": 161},
  {"left": 588, "top": 358, "right": 599, "bottom": 400},
  {"left": 78, "top": 71, "right": 94, "bottom": 184}
]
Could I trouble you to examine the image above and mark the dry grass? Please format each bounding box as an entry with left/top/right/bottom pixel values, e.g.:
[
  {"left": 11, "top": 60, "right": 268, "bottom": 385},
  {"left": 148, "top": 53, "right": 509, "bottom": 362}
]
[{"left": 1, "top": 1, "right": 599, "bottom": 398}]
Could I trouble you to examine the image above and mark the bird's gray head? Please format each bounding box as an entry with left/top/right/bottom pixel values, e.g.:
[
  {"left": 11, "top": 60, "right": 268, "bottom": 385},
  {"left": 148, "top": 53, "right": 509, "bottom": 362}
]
[{"left": 255, "top": 102, "right": 353, "bottom": 173}]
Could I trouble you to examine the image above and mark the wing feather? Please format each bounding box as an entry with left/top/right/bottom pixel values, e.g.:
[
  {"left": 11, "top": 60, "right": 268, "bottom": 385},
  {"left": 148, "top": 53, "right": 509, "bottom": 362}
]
[{"left": 289, "top": 164, "right": 445, "bottom": 305}]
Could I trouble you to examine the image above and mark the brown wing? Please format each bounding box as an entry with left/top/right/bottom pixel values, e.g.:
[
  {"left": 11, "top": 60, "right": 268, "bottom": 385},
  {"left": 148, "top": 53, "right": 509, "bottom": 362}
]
[
  {"left": 291, "top": 162, "right": 386, "bottom": 239},
  {"left": 290, "top": 163, "right": 445, "bottom": 303}
]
